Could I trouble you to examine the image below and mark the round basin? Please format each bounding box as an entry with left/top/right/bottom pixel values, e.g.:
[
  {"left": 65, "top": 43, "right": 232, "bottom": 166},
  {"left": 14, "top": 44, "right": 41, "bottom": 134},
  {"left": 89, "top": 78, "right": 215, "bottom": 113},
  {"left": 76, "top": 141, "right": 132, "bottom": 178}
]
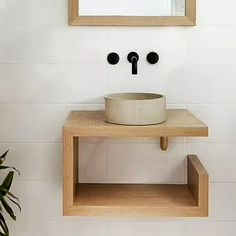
[{"left": 104, "top": 93, "right": 166, "bottom": 125}]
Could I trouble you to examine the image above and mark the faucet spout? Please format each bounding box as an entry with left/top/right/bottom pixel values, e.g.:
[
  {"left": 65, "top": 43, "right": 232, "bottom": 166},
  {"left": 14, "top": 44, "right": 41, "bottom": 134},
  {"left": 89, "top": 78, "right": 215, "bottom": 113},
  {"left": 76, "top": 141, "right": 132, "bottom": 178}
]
[
  {"left": 127, "top": 52, "right": 139, "bottom": 75},
  {"left": 131, "top": 56, "right": 138, "bottom": 75}
]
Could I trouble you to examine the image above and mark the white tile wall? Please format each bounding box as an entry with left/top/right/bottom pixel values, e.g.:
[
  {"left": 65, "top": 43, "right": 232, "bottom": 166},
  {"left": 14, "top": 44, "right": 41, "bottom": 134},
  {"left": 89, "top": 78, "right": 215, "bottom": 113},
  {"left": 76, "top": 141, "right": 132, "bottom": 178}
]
[
  {"left": 108, "top": 27, "right": 187, "bottom": 65},
  {"left": 107, "top": 142, "right": 185, "bottom": 184},
  {"left": 0, "top": 65, "right": 107, "bottom": 103},
  {"left": 0, "top": 143, "right": 62, "bottom": 181},
  {"left": 186, "top": 26, "right": 236, "bottom": 65},
  {"left": 8, "top": 220, "right": 236, "bottom": 236},
  {"left": 12, "top": 182, "right": 63, "bottom": 221},
  {"left": 0, "top": 27, "right": 108, "bottom": 64},
  {"left": 0, "top": 0, "right": 67, "bottom": 25},
  {"left": 184, "top": 66, "right": 236, "bottom": 104},
  {"left": 108, "top": 65, "right": 186, "bottom": 104},
  {"left": 8, "top": 220, "right": 107, "bottom": 236},
  {"left": 0, "top": 104, "right": 103, "bottom": 142},
  {"left": 198, "top": 0, "right": 236, "bottom": 25},
  {"left": 186, "top": 143, "right": 236, "bottom": 183},
  {"left": 186, "top": 105, "right": 236, "bottom": 143},
  {"left": 0, "top": 0, "right": 236, "bottom": 235},
  {"left": 79, "top": 142, "right": 107, "bottom": 183},
  {"left": 107, "top": 221, "right": 236, "bottom": 236}
]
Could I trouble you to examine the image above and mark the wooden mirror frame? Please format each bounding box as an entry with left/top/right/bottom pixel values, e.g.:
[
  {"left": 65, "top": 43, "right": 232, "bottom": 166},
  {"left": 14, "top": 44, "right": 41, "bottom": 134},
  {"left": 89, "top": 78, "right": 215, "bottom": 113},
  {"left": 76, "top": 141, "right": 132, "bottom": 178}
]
[{"left": 69, "top": 0, "right": 196, "bottom": 26}]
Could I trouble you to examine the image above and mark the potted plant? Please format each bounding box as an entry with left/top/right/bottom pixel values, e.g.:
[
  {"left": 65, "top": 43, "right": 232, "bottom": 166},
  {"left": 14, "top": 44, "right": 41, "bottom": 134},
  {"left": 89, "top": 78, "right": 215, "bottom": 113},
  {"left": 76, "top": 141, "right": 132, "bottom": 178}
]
[{"left": 0, "top": 150, "right": 20, "bottom": 236}]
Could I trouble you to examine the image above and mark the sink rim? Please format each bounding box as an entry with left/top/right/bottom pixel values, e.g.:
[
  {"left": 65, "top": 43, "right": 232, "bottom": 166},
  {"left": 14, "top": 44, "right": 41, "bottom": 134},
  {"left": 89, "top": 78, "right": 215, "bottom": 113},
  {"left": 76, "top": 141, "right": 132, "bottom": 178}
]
[{"left": 104, "top": 92, "right": 164, "bottom": 101}]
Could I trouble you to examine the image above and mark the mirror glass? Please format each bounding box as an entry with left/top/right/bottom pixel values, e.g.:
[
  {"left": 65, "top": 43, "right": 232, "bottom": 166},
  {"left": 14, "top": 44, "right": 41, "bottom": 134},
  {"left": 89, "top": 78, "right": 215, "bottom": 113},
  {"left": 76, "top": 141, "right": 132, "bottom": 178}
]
[{"left": 79, "top": 0, "right": 186, "bottom": 17}]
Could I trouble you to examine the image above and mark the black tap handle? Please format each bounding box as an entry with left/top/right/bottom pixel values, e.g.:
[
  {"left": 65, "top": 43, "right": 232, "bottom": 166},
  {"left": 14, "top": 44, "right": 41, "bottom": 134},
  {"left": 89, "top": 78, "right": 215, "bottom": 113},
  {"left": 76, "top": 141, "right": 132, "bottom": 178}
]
[
  {"left": 147, "top": 52, "right": 159, "bottom": 64},
  {"left": 107, "top": 52, "right": 120, "bottom": 65},
  {"left": 127, "top": 52, "right": 139, "bottom": 75}
]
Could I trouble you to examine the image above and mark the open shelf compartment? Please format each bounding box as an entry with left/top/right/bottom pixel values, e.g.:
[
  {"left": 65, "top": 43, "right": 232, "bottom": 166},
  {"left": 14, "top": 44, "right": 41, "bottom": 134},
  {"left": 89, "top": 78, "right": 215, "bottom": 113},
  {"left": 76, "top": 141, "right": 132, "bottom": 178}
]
[
  {"left": 64, "top": 152, "right": 208, "bottom": 217},
  {"left": 63, "top": 110, "right": 209, "bottom": 217}
]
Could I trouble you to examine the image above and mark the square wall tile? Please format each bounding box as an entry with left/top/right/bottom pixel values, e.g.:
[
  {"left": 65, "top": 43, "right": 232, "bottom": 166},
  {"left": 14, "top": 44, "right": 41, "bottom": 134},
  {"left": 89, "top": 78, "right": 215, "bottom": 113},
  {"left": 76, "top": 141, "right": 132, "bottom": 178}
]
[
  {"left": 107, "top": 221, "right": 236, "bottom": 236},
  {"left": 0, "top": 65, "right": 107, "bottom": 103},
  {"left": 0, "top": 0, "right": 67, "bottom": 25},
  {"left": 186, "top": 104, "right": 236, "bottom": 143},
  {"left": 184, "top": 66, "right": 236, "bottom": 104},
  {"left": 186, "top": 26, "right": 236, "bottom": 65},
  {"left": 108, "top": 65, "right": 187, "bottom": 104},
  {"left": 47, "top": 220, "right": 107, "bottom": 236},
  {"left": 0, "top": 27, "right": 108, "bottom": 64},
  {"left": 11, "top": 182, "right": 62, "bottom": 221},
  {"left": 107, "top": 142, "right": 185, "bottom": 184},
  {"left": 0, "top": 104, "right": 104, "bottom": 143},
  {"left": 211, "top": 183, "right": 236, "bottom": 220},
  {"left": 79, "top": 142, "right": 107, "bottom": 183},
  {"left": 186, "top": 143, "right": 236, "bottom": 182},
  {"left": 0, "top": 143, "right": 62, "bottom": 182},
  {"left": 198, "top": 0, "right": 236, "bottom": 25},
  {"left": 108, "top": 27, "right": 186, "bottom": 65}
]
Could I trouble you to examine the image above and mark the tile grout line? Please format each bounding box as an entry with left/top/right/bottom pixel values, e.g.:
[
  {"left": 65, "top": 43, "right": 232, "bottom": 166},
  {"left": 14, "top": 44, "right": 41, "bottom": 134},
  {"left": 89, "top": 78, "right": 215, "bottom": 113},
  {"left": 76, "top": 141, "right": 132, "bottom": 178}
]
[
  {"left": 106, "top": 27, "right": 111, "bottom": 94},
  {"left": 12, "top": 180, "right": 236, "bottom": 185},
  {"left": 2, "top": 141, "right": 236, "bottom": 144},
  {"left": 183, "top": 66, "right": 187, "bottom": 183},
  {"left": 0, "top": 102, "right": 236, "bottom": 105},
  {"left": 1, "top": 24, "right": 236, "bottom": 28},
  {"left": 106, "top": 143, "right": 109, "bottom": 183}
]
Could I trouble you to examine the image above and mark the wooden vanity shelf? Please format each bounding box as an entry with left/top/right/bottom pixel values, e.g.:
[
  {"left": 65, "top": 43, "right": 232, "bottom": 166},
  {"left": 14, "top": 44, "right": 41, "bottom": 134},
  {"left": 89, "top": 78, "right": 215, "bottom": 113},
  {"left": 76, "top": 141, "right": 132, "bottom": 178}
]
[{"left": 63, "top": 109, "right": 209, "bottom": 217}]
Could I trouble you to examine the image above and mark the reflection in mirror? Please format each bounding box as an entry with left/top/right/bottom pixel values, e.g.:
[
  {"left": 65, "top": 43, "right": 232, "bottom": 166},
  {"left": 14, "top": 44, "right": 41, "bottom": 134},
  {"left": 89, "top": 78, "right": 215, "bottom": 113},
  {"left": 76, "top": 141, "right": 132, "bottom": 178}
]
[
  {"left": 79, "top": 0, "right": 185, "bottom": 17},
  {"left": 69, "top": 0, "right": 196, "bottom": 26}
]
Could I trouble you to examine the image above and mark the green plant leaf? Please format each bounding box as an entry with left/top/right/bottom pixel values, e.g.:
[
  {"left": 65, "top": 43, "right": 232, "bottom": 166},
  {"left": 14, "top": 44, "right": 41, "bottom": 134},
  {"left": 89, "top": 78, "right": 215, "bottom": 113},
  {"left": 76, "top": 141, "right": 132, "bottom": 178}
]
[
  {"left": 0, "top": 217, "right": 9, "bottom": 236},
  {"left": 0, "top": 187, "right": 19, "bottom": 201},
  {"left": 0, "top": 150, "right": 20, "bottom": 236},
  {"left": 0, "top": 195, "right": 16, "bottom": 220},
  {"left": 0, "top": 221, "right": 8, "bottom": 235},
  {"left": 0, "top": 232, "right": 7, "bottom": 236},
  {"left": 6, "top": 196, "right": 21, "bottom": 212},
  {"left": 0, "top": 151, "right": 9, "bottom": 166},
  {"left": 0, "top": 187, "right": 20, "bottom": 212},
  {"left": 0, "top": 212, "right": 8, "bottom": 235},
  {"left": 0, "top": 166, "right": 20, "bottom": 175},
  {"left": 1, "top": 172, "right": 14, "bottom": 194}
]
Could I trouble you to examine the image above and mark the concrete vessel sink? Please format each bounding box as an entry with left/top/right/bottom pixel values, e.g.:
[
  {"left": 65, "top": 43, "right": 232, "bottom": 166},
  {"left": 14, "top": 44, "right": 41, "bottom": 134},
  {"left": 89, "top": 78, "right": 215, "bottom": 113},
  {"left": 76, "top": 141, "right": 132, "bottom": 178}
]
[{"left": 104, "top": 93, "right": 166, "bottom": 125}]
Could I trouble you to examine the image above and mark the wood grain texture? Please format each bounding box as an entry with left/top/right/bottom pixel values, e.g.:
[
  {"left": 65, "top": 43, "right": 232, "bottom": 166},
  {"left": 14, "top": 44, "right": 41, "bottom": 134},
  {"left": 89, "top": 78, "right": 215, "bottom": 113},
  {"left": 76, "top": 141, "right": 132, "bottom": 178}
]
[
  {"left": 64, "top": 155, "right": 208, "bottom": 217},
  {"left": 63, "top": 109, "right": 209, "bottom": 217},
  {"left": 186, "top": 0, "right": 196, "bottom": 25},
  {"left": 69, "top": 0, "right": 196, "bottom": 26},
  {"left": 69, "top": 0, "right": 78, "bottom": 25},
  {"left": 160, "top": 137, "right": 169, "bottom": 151},
  {"left": 75, "top": 184, "right": 196, "bottom": 207},
  {"left": 63, "top": 130, "right": 78, "bottom": 215},
  {"left": 187, "top": 155, "right": 209, "bottom": 216},
  {"left": 64, "top": 109, "right": 208, "bottom": 138}
]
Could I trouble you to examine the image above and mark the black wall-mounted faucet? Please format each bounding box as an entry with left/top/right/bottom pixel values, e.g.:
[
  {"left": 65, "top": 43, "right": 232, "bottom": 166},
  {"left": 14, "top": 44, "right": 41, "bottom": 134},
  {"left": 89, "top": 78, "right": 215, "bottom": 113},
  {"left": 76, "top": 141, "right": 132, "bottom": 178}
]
[
  {"left": 127, "top": 52, "right": 139, "bottom": 75},
  {"left": 107, "top": 51, "right": 159, "bottom": 75}
]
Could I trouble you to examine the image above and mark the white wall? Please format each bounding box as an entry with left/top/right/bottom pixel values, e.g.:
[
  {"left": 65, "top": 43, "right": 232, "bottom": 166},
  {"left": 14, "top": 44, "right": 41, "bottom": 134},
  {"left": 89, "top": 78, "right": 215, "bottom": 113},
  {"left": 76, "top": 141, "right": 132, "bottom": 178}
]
[{"left": 0, "top": 0, "right": 236, "bottom": 235}]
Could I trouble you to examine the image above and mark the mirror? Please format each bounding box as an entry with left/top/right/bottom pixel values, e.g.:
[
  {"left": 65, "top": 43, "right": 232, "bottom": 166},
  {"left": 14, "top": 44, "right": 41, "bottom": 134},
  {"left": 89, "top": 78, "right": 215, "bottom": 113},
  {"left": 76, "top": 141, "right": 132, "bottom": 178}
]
[
  {"left": 69, "top": 0, "right": 196, "bottom": 26},
  {"left": 79, "top": 0, "right": 185, "bottom": 17}
]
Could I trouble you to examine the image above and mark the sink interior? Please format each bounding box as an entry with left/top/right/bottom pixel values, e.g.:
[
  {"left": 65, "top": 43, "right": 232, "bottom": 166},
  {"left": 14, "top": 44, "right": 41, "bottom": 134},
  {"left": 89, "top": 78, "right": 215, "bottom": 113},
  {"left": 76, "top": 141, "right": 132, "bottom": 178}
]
[{"left": 105, "top": 93, "right": 164, "bottom": 100}]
